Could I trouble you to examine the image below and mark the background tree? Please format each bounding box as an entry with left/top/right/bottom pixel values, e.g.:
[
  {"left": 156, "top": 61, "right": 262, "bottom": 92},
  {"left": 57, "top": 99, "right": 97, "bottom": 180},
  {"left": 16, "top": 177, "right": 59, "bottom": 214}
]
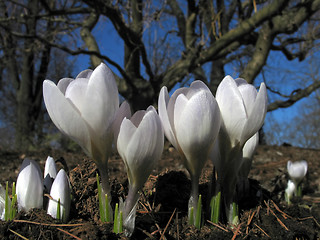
[{"left": 0, "top": 0, "right": 85, "bottom": 149}]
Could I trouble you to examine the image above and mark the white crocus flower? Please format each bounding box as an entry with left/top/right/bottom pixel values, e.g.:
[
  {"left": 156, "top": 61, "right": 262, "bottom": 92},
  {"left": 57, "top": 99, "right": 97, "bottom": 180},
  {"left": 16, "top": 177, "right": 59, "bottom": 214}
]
[
  {"left": 16, "top": 159, "right": 43, "bottom": 212},
  {"left": 158, "top": 80, "right": 221, "bottom": 221},
  {"left": 47, "top": 169, "right": 71, "bottom": 222},
  {"left": 117, "top": 106, "right": 164, "bottom": 236},
  {"left": 211, "top": 76, "right": 267, "bottom": 223},
  {"left": 44, "top": 156, "right": 57, "bottom": 193},
  {"left": 287, "top": 160, "right": 308, "bottom": 195},
  {"left": 43, "top": 63, "right": 120, "bottom": 201}
]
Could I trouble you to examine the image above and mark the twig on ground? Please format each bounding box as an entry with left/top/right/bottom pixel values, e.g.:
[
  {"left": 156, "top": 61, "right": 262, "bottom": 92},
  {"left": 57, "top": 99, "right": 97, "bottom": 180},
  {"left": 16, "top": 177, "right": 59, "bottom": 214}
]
[
  {"left": 8, "top": 228, "right": 29, "bottom": 240},
  {"left": 264, "top": 201, "right": 289, "bottom": 231},
  {"left": 160, "top": 208, "right": 176, "bottom": 240},
  {"left": 298, "top": 216, "right": 320, "bottom": 228},
  {"left": 254, "top": 223, "right": 270, "bottom": 238},
  {"left": 231, "top": 223, "right": 242, "bottom": 240},
  {"left": 56, "top": 227, "right": 82, "bottom": 240},
  {"left": 13, "top": 219, "right": 84, "bottom": 227},
  {"left": 271, "top": 200, "right": 290, "bottom": 219},
  {"left": 206, "top": 220, "right": 229, "bottom": 232},
  {"left": 246, "top": 209, "right": 256, "bottom": 234}
]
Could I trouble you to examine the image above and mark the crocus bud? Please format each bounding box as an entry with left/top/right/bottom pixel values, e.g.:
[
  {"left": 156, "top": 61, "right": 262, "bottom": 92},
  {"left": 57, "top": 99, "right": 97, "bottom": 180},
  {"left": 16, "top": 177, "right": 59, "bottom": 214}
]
[
  {"left": 44, "top": 156, "right": 57, "bottom": 193},
  {"left": 285, "top": 179, "right": 296, "bottom": 204},
  {"left": 16, "top": 159, "right": 43, "bottom": 212},
  {"left": 47, "top": 169, "right": 71, "bottom": 222},
  {"left": 216, "top": 76, "right": 267, "bottom": 148},
  {"left": 117, "top": 106, "right": 164, "bottom": 236},
  {"left": 287, "top": 160, "right": 308, "bottom": 186}
]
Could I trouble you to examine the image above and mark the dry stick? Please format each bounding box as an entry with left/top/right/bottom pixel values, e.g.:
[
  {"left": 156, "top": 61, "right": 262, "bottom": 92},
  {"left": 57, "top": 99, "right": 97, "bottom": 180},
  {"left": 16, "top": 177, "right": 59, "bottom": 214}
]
[
  {"left": 298, "top": 216, "right": 320, "bottom": 228},
  {"left": 266, "top": 206, "right": 289, "bottom": 231},
  {"left": 206, "top": 220, "right": 229, "bottom": 232},
  {"left": 137, "top": 227, "right": 156, "bottom": 239},
  {"left": 8, "top": 229, "right": 29, "bottom": 240},
  {"left": 270, "top": 200, "right": 290, "bottom": 219},
  {"left": 56, "top": 228, "right": 82, "bottom": 240},
  {"left": 231, "top": 223, "right": 242, "bottom": 240},
  {"left": 254, "top": 223, "right": 270, "bottom": 238},
  {"left": 160, "top": 208, "right": 177, "bottom": 240},
  {"left": 13, "top": 219, "right": 84, "bottom": 227},
  {"left": 264, "top": 200, "right": 271, "bottom": 216},
  {"left": 155, "top": 223, "right": 163, "bottom": 236},
  {"left": 246, "top": 209, "right": 256, "bottom": 234}
]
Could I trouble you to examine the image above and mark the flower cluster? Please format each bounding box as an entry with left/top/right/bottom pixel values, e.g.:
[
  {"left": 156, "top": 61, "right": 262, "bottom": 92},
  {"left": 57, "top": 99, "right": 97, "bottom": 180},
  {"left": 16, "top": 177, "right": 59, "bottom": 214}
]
[
  {"left": 6, "top": 156, "right": 71, "bottom": 222},
  {"left": 11, "top": 63, "right": 267, "bottom": 234},
  {"left": 286, "top": 160, "right": 308, "bottom": 203}
]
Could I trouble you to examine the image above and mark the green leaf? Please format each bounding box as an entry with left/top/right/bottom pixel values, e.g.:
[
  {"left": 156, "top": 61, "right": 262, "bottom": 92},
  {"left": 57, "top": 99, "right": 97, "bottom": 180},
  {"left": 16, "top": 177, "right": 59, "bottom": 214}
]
[{"left": 195, "top": 195, "right": 202, "bottom": 229}]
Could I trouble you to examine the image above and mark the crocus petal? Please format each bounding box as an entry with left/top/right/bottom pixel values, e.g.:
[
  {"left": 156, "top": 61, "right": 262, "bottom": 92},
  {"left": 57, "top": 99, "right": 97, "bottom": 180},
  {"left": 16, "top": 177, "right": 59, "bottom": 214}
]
[
  {"left": 44, "top": 156, "right": 57, "bottom": 193},
  {"left": 216, "top": 76, "right": 247, "bottom": 146},
  {"left": 238, "top": 132, "right": 259, "bottom": 178},
  {"left": 287, "top": 160, "right": 308, "bottom": 184},
  {"left": 174, "top": 90, "right": 221, "bottom": 176},
  {"left": 242, "top": 132, "right": 259, "bottom": 160},
  {"left": 57, "top": 78, "right": 73, "bottom": 94},
  {"left": 130, "top": 110, "right": 146, "bottom": 127},
  {"left": 44, "top": 156, "right": 57, "bottom": 179},
  {"left": 82, "top": 63, "right": 119, "bottom": 134},
  {"left": 285, "top": 180, "right": 296, "bottom": 199},
  {"left": 112, "top": 101, "right": 132, "bottom": 146},
  {"left": 47, "top": 169, "right": 71, "bottom": 222},
  {"left": 64, "top": 78, "right": 89, "bottom": 113},
  {"left": 158, "top": 86, "right": 179, "bottom": 150},
  {"left": 240, "top": 82, "right": 267, "bottom": 145},
  {"left": 236, "top": 78, "right": 257, "bottom": 115},
  {"left": 76, "top": 69, "right": 93, "bottom": 79},
  {"left": 43, "top": 80, "right": 91, "bottom": 156},
  {"left": 16, "top": 159, "right": 43, "bottom": 212}
]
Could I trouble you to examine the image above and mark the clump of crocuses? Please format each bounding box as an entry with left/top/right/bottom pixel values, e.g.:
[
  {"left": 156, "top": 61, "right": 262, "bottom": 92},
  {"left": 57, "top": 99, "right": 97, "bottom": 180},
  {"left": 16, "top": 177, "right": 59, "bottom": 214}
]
[
  {"left": 13, "top": 156, "right": 71, "bottom": 222},
  {"left": 43, "top": 63, "right": 128, "bottom": 220},
  {"left": 210, "top": 76, "right": 267, "bottom": 224},
  {"left": 286, "top": 160, "right": 308, "bottom": 203}
]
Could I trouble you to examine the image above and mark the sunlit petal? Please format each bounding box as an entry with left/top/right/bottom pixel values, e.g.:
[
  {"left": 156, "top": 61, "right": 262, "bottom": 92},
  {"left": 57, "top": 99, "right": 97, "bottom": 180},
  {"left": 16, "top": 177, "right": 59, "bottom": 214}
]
[
  {"left": 158, "top": 87, "right": 179, "bottom": 149},
  {"left": 43, "top": 80, "right": 91, "bottom": 155}
]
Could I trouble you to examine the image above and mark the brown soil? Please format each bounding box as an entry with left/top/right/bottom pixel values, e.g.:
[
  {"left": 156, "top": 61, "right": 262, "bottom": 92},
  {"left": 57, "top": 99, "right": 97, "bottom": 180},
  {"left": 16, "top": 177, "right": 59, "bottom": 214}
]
[{"left": 0, "top": 144, "right": 319, "bottom": 239}]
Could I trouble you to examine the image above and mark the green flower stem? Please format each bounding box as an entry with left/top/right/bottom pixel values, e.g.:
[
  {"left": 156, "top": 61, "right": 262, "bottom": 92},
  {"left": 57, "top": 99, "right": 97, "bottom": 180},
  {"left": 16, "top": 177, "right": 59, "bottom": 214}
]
[
  {"left": 232, "top": 202, "right": 239, "bottom": 226},
  {"left": 188, "top": 174, "right": 200, "bottom": 225},
  {"left": 297, "top": 185, "right": 302, "bottom": 197},
  {"left": 96, "top": 163, "right": 113, "bottom": 221},
  {"left": 114, "top": 203, "right": 119, "bottom": 233},
  {"left": 57, "top": 198, "right": 61, "bottom": 221}
]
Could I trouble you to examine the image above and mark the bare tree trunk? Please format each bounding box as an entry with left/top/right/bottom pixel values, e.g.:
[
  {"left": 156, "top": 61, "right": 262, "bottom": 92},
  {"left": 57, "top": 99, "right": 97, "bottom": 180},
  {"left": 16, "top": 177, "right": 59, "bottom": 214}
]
[{"left": 15, "top": 0, "right": 38, "bottom": 150}]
